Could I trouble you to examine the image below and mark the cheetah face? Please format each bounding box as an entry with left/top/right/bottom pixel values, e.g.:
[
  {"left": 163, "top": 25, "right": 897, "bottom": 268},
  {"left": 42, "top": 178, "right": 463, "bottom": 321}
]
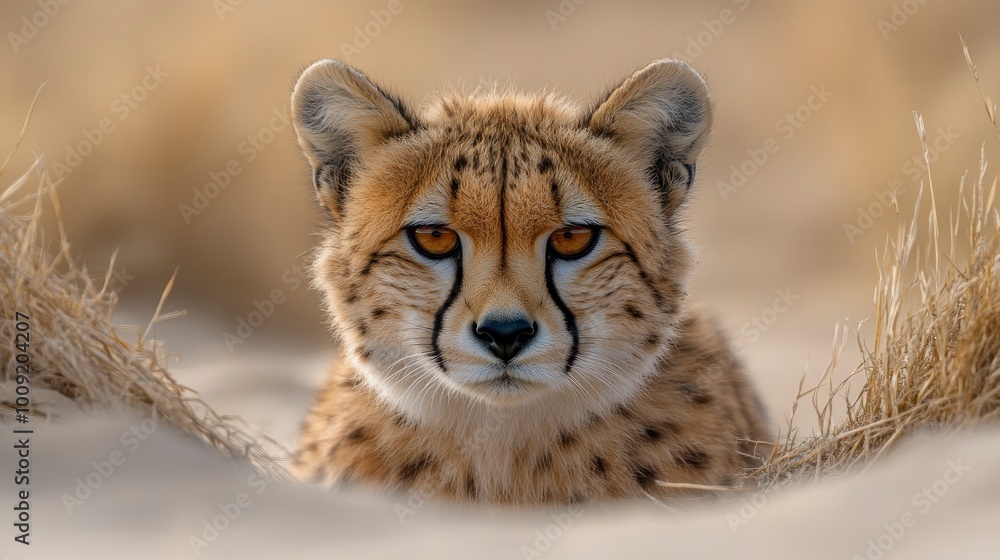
[{"left": 291, "top": 59, "right": 712, "bottom": 417}]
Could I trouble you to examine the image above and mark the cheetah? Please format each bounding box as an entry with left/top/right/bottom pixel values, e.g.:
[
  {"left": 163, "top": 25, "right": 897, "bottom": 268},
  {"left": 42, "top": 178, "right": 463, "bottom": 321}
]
[{"left": 289, "top": 58, "right": 771, "bottom": 504}]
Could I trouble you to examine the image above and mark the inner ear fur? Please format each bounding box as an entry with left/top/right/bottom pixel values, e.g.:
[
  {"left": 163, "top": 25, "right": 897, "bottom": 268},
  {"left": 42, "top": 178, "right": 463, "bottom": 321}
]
[
  {"left": 290, "top": 59, "right": 415, "bottom": 218},
  {"left": 585, "top": 59, "right": 713, "bottom": 215}
]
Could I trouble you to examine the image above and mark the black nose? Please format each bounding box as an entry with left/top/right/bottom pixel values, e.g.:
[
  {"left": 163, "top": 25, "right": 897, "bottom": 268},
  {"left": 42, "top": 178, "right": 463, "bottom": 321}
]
[{"left": 473, "top": 318, "right": 536, "bottom": 362}]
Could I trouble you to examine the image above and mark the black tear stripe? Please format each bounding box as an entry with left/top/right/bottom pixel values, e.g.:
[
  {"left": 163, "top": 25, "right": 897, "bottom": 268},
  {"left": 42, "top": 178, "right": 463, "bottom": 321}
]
[
  {"left": 430, "top": 255, "right": 463, "bottom": 373},
  {"left": 545, "top": 253, "right": 579, "bottom": 374}
]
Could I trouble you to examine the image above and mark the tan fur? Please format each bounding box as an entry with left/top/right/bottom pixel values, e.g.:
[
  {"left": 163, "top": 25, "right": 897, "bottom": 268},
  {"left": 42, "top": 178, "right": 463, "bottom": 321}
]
[{"left": 290, "top": 59, "right": 771, "bottom": 504}]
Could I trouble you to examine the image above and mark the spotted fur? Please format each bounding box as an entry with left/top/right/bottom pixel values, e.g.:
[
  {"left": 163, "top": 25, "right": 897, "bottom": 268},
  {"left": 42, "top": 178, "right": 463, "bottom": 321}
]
[{"left": 290, "top": 59, "right": 771, "bottom": 504}]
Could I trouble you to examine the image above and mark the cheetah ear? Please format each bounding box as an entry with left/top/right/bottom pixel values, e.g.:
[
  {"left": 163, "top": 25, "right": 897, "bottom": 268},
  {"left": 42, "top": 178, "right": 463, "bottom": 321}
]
[
  {"left": 585, "top": 59, "right": 713, "bottom": 215},
  {"left": 290, "top": 59, "right": 415, "bottom": 218}
]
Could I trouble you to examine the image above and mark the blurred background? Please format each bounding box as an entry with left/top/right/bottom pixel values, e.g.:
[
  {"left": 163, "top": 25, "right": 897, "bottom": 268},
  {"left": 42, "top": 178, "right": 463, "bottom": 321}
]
[{"left": 2, "top": 0, "right": 999, "bottom": 436}]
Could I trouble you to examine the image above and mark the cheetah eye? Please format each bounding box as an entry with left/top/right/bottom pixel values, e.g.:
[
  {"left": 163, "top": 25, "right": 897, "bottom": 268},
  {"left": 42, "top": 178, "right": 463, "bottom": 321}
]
[
  {"left": 407, "top": 225, "right": 459, "bottom": 259},
  {"left": 548, "top": 226, "right": 600, "bottom": 259}
]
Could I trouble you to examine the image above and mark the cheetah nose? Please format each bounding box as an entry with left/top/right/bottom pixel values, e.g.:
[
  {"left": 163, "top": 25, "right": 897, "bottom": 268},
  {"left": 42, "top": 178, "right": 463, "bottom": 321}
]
[{"left": 472, "top": 317, "right": 536, "bottom": 362}]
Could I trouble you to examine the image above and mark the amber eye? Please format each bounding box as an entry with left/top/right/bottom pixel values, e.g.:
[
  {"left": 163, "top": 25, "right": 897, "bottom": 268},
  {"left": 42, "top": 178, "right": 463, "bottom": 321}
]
[
  {"left": 407, "top": 226, "right": 459, "bottom": 258},
  {"left": 548, "top": 226, "right": 599, "bottom": 259}
]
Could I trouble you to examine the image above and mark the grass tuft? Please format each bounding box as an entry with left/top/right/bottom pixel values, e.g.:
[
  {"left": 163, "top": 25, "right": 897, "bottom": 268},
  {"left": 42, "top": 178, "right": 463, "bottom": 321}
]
[
  {"left": 0, "top": 88, "right": 293, "bottom": 483},
  {"left": 753, "top": 44, "right": 1000, "bottom": 488}
]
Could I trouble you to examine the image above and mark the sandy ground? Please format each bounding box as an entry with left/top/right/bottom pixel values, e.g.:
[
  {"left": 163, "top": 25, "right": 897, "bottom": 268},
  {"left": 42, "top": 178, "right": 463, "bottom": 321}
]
[
  {"left": 3, "top": 401, "right": 997, "bottom": 559},
  {"left": 3, "top": 349, "right": 998, "bottom": 559}
]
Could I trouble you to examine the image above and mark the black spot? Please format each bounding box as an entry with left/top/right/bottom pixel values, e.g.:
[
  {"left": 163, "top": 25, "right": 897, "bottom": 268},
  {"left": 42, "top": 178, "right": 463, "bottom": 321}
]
[
  {"left": 614, "top": 403, "right": 634, "bottom": 419},
  {"left": 591, "top": 456, "right": 608, "bottom": 476},
  {"left": 466, "top": 472, "right": 478, "bottom": 498},
  {"left": 450, "top": 177, "right": 460, "bottom": 198},
  {"left": 345, "top": 426, "right": 367, "bottom": 442},
  {"left": 538, "top": 156, "right": 553, "bottom": 174},
  {"left": 678, "top": 447, "right": 710, "bottom": 470},
  {"left": 534, "top": 452, "right": 553, "bottom": 473},
  {"left": 345, "top": 292, "right": 358, "bottom": 304},
  {"left": 642, "top": 425, "right": 662, "bottom": 441},
  {"left": 360, "top": 257, "right": 378, "bottom": 276},
  {"left": 645, "top": 334, "right": 661, "bottom": 348},
  {"left": 550, "top": 180, "right": 561, "bottom": 209},
  {"left": 558, "top": 431, "right": 577, "bottom": 448},
  {"left": 454, "top": 154, "right": 468, "bottom": 171},
  {"left": 680, "top": 384, "right": 714, "bottom": 405},
  {"left": 399, "top": 455, "right": 433, "bottom": 483},
  {"left": 356, "top": 322, "right": 368, "bottom": 335},
  {"left": 372, "top": 308, "right": 388, "bottom": 319},
  {"left": 632, "top": 464, "right": 658, "bottom": 488},
  {"left": 624, "top": 305, "right": 644, "bottom": 319}
]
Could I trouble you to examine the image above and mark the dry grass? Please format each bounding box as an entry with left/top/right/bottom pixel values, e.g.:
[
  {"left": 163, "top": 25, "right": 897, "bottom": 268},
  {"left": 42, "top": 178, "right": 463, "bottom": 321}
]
[
  {"left": 1, "top": 51, "right": 998, "bottom": 496},
  {"left": 754, "top": 44, "right": 1000, "bottom": 488},
  {"left": 0, "top": 90, "right": 293, "bottom": 483}
]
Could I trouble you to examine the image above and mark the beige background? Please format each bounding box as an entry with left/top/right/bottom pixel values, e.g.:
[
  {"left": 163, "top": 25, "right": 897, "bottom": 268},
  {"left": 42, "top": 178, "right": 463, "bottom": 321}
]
[
  {"left": 3, "top": 2, "right": 1000, "bottom": 558},
  {"left": 2, "top": 0, "right": 999, "bottom": 433}
]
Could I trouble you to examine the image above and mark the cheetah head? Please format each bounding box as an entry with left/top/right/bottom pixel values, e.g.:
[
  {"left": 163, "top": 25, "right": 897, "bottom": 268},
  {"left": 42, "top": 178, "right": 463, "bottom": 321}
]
[{"left": 291, "top": 59, "right": 712, "bottom": 424}]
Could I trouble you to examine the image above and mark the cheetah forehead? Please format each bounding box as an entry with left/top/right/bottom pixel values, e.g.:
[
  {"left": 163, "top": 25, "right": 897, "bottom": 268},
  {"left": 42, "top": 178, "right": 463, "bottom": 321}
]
[{"left": 347, "top": 93, "right": 658, "bottom": 254}]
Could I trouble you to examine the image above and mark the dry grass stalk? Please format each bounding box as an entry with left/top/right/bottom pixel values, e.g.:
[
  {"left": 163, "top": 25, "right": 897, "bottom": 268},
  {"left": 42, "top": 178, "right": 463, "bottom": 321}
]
[
  {"left": 754, "top": 47, "right": 1000, "bottom": 489},
  {"left": 0, "top": 92, "right": 293, "bottom": 483}
]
